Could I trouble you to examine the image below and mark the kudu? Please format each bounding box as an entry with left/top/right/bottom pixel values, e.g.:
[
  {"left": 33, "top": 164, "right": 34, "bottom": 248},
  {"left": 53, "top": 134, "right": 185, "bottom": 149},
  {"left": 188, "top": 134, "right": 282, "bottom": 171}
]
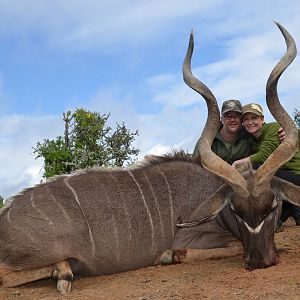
[{"left": 0, "top": 22, "right": 299, "bottom": 294}]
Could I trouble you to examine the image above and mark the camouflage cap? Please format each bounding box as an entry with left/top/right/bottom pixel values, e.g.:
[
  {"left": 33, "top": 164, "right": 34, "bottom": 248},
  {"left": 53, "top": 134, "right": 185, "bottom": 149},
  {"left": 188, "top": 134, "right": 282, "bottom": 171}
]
[
  {"left": 221, "top": 100, "right": 243, "bottom": 114},
  {"left": 242, "top": 103, "right": 264, "bottom": 117}
]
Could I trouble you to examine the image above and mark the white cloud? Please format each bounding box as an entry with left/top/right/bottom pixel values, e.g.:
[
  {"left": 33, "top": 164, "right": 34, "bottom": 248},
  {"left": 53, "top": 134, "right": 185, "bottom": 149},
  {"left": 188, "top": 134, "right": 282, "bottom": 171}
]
[
  {"left": 0, "top": 0, "right": 222, "bottom": 50},
  {"left": 146, "top": 73, "right": 199, "bottom": 107},
  {"left": 84, "top": 84, "right": 203, "bottom": 159},
  {"left": 144, "top": 144, "right": 173, "bottom": 157},
  {"left": 148, "top": 20, "right": 300, "bottom": 117},
  {"left": 134, "top": 105, "right": 204, "bottom": 157},
  {"left": 0, "top": 0, "right": 299, "bottom": 52},
  {"left": 0, "top": 114, "right": 62, "bottom": 199}
]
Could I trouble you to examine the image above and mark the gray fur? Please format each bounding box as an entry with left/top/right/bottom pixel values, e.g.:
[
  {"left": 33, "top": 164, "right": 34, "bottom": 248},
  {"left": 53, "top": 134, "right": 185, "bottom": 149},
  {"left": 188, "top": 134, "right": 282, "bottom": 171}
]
[{"left": 0, "top": 154, "right": 231, "bottom": 276}]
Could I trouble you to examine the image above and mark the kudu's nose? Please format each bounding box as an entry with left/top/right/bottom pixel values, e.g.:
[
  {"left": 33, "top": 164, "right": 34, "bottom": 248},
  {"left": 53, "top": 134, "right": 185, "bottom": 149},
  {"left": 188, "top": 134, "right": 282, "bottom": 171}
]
[{"left": 245, "top": 252, "right": 278, "bottom": 270}]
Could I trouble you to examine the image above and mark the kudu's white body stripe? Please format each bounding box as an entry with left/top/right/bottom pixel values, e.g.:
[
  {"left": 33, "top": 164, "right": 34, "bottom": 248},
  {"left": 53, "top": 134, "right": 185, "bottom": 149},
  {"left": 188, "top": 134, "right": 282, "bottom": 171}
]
[
  {"left": 128, "top": 171, "right": 155, "bottom": 251},
  {"left": 5, "top": 195, "right": 37, "bottom": 245},
  {"left": 6, "top": 203, "right": 13, "bottom": 224},
  {"left": 111, "top": 213, "right": 121, "bottom": 263},
  {"left": 143, "top": 171, "right": 165, "bottom": 240},
  {"left": 108, "top": 172, "right": 133, "bottom": 245},
  {"left": 156, "top": 167, "right": 175, "bottom": 238},
  {"left": 46, "top": 185, "right": 72, "bottom": 224},
  {"left": 30, "top": 194, "right": 54, "bottom": 226},
  {"left": 64, "top": 178, "right": 96, "bottom": 258}
]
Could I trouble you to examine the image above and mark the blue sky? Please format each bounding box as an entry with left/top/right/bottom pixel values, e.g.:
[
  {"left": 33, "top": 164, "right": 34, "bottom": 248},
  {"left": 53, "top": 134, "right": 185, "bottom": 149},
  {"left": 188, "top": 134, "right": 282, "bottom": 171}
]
[{"left": 1, "top": 0, "right": 300, "bottom": 199}]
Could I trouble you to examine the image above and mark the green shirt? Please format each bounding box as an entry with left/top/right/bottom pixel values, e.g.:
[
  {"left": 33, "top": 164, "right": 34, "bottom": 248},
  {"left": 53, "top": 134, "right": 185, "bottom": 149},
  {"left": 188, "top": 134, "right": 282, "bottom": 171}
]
[
  {"left": 250, "top": 122, "right": 300, "bottom": 175},
  {"left": 192, "top": 128, "right": 252, "bottom": 165}
]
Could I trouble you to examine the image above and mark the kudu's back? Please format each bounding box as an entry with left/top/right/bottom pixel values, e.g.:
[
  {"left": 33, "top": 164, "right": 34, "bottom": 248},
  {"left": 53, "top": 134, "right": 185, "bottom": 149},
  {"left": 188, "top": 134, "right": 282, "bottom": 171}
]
[{"left": 0, "top": 157, "right": 222, "bottom": 275}]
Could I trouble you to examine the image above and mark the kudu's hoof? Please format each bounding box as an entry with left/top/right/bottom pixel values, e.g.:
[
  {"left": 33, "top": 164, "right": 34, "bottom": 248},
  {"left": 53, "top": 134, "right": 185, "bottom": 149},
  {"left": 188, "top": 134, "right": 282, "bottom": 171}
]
[
  {"left": 57, "top": 278, "right": 72, "bottom": 294},
  {"left": 159, "top": 250, "right": 173, "bottom": 265}
]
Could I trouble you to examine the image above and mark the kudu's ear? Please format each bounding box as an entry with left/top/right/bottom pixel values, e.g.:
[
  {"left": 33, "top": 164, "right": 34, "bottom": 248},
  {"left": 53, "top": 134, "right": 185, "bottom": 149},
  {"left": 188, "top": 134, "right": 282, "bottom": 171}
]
[
  {"left": 272, "top": 177, "right": 300, "bottom": 207},
  {"left": 177, "top": 184, "right": 229, "bottom": 227}
]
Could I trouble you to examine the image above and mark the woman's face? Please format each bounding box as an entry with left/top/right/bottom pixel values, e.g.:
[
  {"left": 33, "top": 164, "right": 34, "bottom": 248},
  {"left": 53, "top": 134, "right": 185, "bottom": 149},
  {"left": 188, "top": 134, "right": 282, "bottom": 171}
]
[{"left": 242, "top": 112, "right": 264, "bottom": 138}]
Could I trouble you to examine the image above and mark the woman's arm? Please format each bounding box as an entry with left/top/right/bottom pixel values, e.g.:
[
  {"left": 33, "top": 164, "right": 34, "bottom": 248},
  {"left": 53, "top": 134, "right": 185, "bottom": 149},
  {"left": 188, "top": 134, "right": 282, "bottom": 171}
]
[
  {"left": 250, "top": 123, "right": 281, "bottom": 164},
  {"left": 232, "top": 123, "right": 281, "bottom": 170}
]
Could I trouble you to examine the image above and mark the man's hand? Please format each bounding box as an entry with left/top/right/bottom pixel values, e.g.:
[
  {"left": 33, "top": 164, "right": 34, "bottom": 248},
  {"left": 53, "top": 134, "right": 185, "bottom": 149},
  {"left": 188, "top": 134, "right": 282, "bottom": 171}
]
[{"left": 232, "top": 157, "right": 250, "bottom": 173}]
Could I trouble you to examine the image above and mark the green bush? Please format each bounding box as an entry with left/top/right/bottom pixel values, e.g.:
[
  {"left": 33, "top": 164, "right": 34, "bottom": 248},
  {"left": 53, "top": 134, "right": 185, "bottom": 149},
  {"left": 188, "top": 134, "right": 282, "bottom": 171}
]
[{"left": 34, "top": 108, "right": 139, "bottom": 178}]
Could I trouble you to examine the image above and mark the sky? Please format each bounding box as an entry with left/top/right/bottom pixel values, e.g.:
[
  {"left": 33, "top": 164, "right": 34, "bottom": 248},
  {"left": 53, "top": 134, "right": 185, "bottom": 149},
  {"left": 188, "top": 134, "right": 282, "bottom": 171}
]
[{"left": 0, "top": 0, "right": 300, "bottom": 199}]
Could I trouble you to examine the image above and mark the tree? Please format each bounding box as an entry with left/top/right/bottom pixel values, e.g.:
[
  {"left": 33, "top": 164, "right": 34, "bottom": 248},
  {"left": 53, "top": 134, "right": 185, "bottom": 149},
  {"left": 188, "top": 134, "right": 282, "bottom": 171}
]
[
  {"left": 34, "top": 108, "right": 139, "bottom": 178},
  {"left": 293, "top": 109, "right": 300, "bottom": 128},
  {"left": 0, "top": 195, "right": 4, "bottom": 208}
]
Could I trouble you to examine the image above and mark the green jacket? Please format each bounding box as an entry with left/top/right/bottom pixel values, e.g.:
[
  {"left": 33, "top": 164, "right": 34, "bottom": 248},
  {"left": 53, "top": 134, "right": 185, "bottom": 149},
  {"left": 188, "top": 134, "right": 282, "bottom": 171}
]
[
  {"left": 192, "top": 127, "right": 252, "bottom": 164},
  {"left": 250, "top": 122, "right": 300, "bottom": 175}
]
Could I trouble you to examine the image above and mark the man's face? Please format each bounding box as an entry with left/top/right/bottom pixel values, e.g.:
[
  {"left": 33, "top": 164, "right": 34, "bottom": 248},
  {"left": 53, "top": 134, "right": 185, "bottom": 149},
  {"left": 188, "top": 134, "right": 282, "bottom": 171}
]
[{"left": 221, "top": 111, "right": 242, "bottom": 134}]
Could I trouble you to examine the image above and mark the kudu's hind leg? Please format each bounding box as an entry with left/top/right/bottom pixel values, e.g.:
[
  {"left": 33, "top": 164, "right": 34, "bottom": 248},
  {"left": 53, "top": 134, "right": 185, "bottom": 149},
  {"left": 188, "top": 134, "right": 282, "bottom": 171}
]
[{"left": 0, "top": 260, "right": 73, "bottom": 294}]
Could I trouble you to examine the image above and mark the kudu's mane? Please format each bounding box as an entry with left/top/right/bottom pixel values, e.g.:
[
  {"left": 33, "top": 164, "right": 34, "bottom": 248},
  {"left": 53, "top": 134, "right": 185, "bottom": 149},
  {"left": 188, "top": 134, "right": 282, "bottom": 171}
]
[{"left": 137, "top": 150, "right": 194, "bottom": 167}]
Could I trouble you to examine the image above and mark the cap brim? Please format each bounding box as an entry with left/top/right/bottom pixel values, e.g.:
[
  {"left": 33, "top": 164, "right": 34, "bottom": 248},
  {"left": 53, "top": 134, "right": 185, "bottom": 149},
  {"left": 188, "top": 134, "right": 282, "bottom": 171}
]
[
  {"left": 242, "top": 110, "right": 263, "bottom": 116},
  {"left": 222, "top": 109, "right": 242, "bottom": 114}
]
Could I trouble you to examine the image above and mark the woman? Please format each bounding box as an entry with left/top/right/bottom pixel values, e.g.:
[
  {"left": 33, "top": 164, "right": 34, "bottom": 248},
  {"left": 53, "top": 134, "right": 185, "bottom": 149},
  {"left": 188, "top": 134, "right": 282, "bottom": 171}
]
[{"left": 233, "top": 103, "right": 300, "bottom": 226}]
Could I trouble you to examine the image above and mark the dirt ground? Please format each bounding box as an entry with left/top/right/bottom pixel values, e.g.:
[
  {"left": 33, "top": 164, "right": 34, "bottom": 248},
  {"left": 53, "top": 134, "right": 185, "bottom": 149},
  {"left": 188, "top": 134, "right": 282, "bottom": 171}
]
[{"left": 1, "top": 219, "right": 300, "bottom": 300}]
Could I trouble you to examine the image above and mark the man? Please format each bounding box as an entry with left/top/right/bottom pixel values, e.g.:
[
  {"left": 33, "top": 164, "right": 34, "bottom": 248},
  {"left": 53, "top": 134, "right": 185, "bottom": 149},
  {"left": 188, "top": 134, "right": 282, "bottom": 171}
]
[{"left": 192, "top": 99, "right": 251, "bottom": 164}]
